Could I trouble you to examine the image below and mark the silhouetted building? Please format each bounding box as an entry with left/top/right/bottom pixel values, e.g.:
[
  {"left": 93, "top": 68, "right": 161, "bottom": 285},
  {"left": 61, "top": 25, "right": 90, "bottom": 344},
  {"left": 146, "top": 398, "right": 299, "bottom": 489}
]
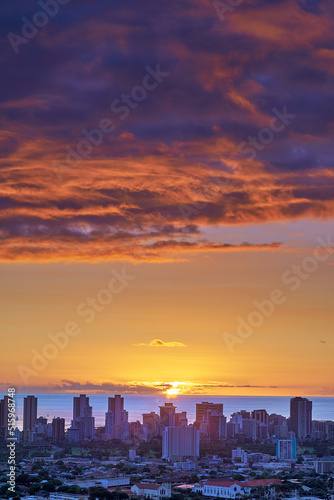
[
  {"left": 73, "top": 394, "right": 95, "bottom": 440},
  {"left": 143, "top": 412, "right": 160, "bottom": 436},
  {"left": 52, "top": 417, "right": 65, "bottom": 444},
  {"left": 160, "top": 403, "right": 176, "bottom": 428},
  {"left": 290, "top": 397, "right": 312, "bottom": 439},
  {"left": 209, "top": 414, "right": 226, "bottom": 441},
  {"left": 23, "top": 396, "right": 37, "bottom": 434},
  {"left": 108, "top": 395, "right": 124, "bottom": 425},
  {"left": 196, "top": 402, "right": 224, "bottom": 422},
  {"left": 175, "top": 411, "right": 188, "bottom": 426},
  {"left": 104, "top": 410, "right": 114, "bottom": 440},
  {"left": 0, "top": 396, "right": 9, "bottom": 440}
]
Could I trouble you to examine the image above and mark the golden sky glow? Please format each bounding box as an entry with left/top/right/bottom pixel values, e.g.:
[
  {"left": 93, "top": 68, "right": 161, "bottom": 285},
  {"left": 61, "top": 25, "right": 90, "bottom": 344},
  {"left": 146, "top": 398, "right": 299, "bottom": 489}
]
[{"left": 1, "top": 243, "right": 333, "bottom": 396}]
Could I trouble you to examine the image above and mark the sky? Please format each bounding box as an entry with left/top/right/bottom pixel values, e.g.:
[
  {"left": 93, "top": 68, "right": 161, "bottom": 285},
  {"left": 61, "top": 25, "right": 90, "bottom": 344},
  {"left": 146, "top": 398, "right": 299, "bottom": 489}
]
[{"left": 0, "top": 0, "right": 333, "bottom": 397}]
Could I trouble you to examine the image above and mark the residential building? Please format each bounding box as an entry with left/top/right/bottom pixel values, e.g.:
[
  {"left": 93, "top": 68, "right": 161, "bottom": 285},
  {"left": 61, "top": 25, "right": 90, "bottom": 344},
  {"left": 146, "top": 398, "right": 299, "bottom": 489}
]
[
  {"left": 108, "top": 394, "right": 124, "bottom": 425},
  {"left": 143, "top": 411, "right": 160, "bottom": 436},
  {"left": 0, "top": 396, "right": 9, "bottom": 440},
  {"left": 52, "top": 417, "right": 65, "bottom": 444},
  {"left": 232, "top": 448, "right": 248, "bottom": 464},
  {"left": 160, "top": 403, "right": 176, "bottom": 428},
  {"left": 162, "top": 425, "right": 200, "bottom": 461},
  {"left": 276, "top": 437, "right": 297, "bottom": 460},
  {"left": 23, "top": 395, "right": 38, "bottom": 440},
  {"left": 72, "top": 394, "right": 95, "bottom": 440},
  {"left": 290, "top": 397, "right": 312, "bottom": 439}
]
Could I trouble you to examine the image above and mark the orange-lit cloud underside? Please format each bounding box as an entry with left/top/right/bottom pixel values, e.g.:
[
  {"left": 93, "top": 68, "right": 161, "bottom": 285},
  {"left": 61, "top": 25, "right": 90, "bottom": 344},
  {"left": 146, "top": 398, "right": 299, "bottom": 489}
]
[{"left": 1, "top": 0, "right": 334, "bottom": 261}]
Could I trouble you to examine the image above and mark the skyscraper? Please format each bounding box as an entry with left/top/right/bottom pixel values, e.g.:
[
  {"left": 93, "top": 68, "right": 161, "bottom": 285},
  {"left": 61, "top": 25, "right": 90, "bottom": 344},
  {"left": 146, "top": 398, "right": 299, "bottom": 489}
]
[
  {"left": 52, "top": 417, "right": 65, "bottom": 444},
  {"left": 72, "top": 394, "right": 95, "bottom": 440},
  {"left": 196, "top": 402, "right": 224, "bottom": 437},
  {"left": 175, "top": 411, "right": 188, "bottom": 427},
  {"left": 290, "top": 397, "right": 312, "bottom": 439},
  {"left": 252, "top": 409, "right": 269, "bottom": 439},
  {"left": 0, "top": 396, "right": 9, "bottom": 439},
  {"left": 73, "top": 394, "right": 90, "bottom": 421},
  {"left": 108, "top": 395, "right": 124, "bottom": 425},
  {"left": 23, "top": 395, "right": 37, "bottom": 432},
  {"left": 104, "top": 410, "right": 114, "bottom": 440},
  {"left": 160, "top": 403, "right": 176, "bottom": 427},
  {"left": 162, "top": 425, "right": 200, "bottom": 461},
  {"left": 143, "top": 412, "right": 160, "bottom": 437},
  {"left": 196, "top": 402, "right": 224, "bottom": 423}
]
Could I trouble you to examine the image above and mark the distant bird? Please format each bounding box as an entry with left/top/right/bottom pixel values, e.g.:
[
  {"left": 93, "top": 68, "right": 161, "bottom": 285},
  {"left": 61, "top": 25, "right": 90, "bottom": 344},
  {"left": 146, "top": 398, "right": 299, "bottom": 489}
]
[{"left": 319, "top": 340, "right": 326, "bottom": 344}]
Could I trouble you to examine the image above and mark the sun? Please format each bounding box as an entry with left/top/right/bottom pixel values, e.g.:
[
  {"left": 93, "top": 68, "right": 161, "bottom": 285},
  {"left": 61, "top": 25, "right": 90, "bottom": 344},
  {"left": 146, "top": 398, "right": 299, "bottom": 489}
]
[{"left": 166, "top": 382, "right": 181, "bottom": 396}]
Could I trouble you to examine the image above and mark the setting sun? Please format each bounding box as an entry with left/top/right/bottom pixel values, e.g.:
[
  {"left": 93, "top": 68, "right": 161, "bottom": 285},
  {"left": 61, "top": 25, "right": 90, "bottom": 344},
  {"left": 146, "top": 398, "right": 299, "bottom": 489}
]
[{"left": 166, "top": 383, "right": 181, "bottom": 396}]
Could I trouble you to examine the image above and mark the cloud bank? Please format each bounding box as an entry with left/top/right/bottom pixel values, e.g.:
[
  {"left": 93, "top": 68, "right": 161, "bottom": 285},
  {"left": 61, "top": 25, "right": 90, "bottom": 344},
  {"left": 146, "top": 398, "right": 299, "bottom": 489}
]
[{"left": 0, "top": 0, "right": 334, "bottom": 261}]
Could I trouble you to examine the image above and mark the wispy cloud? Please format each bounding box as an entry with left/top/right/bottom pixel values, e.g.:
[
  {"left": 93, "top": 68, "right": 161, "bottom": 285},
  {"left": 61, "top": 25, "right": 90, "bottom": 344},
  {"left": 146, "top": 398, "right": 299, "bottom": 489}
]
[
  {"left": 133, "top": 339, "right": 186, "bottom": 348},
  {"left": 0, "top": 379, "right": 280, "bottom": 395}
]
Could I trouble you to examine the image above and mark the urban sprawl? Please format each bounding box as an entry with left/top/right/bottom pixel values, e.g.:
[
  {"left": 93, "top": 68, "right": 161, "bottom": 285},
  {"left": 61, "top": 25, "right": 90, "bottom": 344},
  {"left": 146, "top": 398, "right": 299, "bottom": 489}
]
[{"left": 0, "top": 395, "right": 333, "bottom": 500}]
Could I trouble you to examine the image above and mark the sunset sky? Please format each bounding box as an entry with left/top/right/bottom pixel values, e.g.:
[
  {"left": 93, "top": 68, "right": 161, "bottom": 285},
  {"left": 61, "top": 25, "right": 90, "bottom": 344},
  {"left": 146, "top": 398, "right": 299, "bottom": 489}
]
[{"left": 0, "top": 0, "right": 333, "bottom": 396}]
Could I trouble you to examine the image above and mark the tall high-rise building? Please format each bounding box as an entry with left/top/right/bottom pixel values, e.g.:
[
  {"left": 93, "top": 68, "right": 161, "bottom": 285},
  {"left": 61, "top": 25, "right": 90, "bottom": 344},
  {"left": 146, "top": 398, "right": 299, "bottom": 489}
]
[
  {"left": 143, "top": 412, "right": 160, "bottom": 436},
  {"left": 160, "top": 403, "right": 176, "bottom": 428},
  {"left": 72, "top": 394, "right": 95, "bottom": 440},
  {"left": 196, "top": 402, "right": 224, "bottom": 423},
  {"left": 73, "top": 394, "right": 90, "bottom": 421},
  {"left": 119, "top": 409, "right": 130, "bottom": 440},
  {"left": 52, "top": 417, "right": 65, "bottom": 444},
  {"left": 0, "top": 396, "right": 9, "bottom": 439},
  {"left": 242, "top": 419, "right": 257, "bottom": 441},
  {"left": 252, "top": 409, "right": 269, "bottom": 426},
  {"left": 209, "top": 415, "right": 227, "bottom": 441},
  {"left": 290, "top": 397, "right": 312, "bottom": 439},
  {"left": 175, "top": 411, "right": 188, "bottom": 427},
  {"left": 104, "top": 410, "right": 114, "bottom": 439},
  {"left": 108, "top": 395, "right": 124, "bottom": 425},
  {"left": 162, "top": 425, "right": 200, "bottom": 461},
  {"left": 23, "top": 396, "right": 37, "bottom": 432},
  {"left": 130, "top": 421, "right": 142, "bottom": 440},
  {"left": 196, "top": 402, "right": 224, "bottom": 438},
  {"left": 252, "top": 410, "right": 269, "bottom": 439}
]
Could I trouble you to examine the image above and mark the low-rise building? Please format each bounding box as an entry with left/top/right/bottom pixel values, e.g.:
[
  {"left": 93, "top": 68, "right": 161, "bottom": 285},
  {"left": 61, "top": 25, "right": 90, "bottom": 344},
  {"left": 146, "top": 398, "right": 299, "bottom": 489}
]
[
  {"left": 131, "top": 483, "right": 171, "bottom": 499},
  {"left": 49, "top": 494, "right": 89, "bottom": 500},
  {"left": 194, "top": 479, "right": 281, "bottom": 498},
  {"left": 313, "top": 460, "right": 334, "bottom": 473}
]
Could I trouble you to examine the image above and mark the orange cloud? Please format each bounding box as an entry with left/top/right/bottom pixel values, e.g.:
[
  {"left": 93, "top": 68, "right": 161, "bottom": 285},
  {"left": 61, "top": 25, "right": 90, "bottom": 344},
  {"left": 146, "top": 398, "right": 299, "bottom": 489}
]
[{"left": 134, "top": 339, "right": 186, "bottom": 348}]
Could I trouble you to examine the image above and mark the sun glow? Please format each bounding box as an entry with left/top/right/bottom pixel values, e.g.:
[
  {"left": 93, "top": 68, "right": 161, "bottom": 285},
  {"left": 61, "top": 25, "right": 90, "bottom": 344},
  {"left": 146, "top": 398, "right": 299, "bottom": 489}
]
[{"left": 166, "top": 382, "right": 181, "bottom": 396}]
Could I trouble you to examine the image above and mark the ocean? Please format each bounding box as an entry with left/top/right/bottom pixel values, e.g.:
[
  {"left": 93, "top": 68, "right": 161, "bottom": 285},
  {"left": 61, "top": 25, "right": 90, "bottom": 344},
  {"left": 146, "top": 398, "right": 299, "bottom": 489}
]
[{"left": 4, "top": 394, "right": 334, "bottom": 430}]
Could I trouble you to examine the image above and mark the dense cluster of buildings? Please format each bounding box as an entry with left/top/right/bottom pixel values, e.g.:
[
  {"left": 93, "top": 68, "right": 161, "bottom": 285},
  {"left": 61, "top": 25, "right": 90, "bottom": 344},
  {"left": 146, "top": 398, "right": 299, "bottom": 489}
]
[{"left": 1, "top": 394, "right": 333, "bottom": 463}]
